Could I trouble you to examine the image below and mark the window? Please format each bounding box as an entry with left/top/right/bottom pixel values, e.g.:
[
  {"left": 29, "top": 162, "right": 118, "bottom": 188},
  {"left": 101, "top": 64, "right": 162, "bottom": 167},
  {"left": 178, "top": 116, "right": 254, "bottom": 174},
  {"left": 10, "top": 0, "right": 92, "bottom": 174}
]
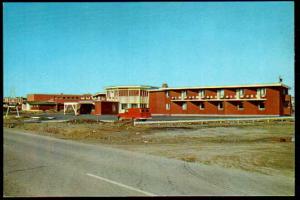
[
  {"left": 181, "top": 90, "right": 187, "bottom": 98},
  {"left": 166, "top": 103, "right": 170, "bottom": 110},
  {"left": 257, "top": 88, "right": 266, "bottom": 97},
  {"left": 237, "top": 102, "right": 244, "bottom": 110},
  {"left": 236, "top": 89, "right": 244, "bottom": 98},
  {"left": 218, "top": 102, "right": 224, "bottom": 110},
  {"left": 217, "top": 89, "right": 225, "bottom": 98},
  {"left": 166, "top": 91, "right": 170, "bottom": 98},
  {"left": 199, "top": 102, "right": 205, "bottom": 110},
  {"left": 199, "top": 90, "right": 205, "bottom": 98},
  {"left": 121, "top": 104, "right": 128, "bottom": 110},
  {"left": 258, "top": 102, "right": 265, "bottom": 110},
  {"left": 141, "top": 104, "right": 147, "bottom": 108},
  {"left": 131, "top": 104, "right": 138, "bottom": 108},
  {"left": 182, "top": 102, "right": 187, "bottom": 110}
]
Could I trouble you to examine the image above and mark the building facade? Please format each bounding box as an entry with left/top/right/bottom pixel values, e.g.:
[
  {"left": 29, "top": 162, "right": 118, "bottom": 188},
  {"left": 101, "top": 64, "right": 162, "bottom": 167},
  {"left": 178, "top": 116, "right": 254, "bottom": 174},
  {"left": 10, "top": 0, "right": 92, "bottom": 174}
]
[
  {"left": 25, "top": 93, "right": 93, "bottom": 111},
  {"left": 148, "top": 83, "right": 292, "bottom": 116},
  {"left": 104, "top": 85, "right": 158, "bottom": 113}
]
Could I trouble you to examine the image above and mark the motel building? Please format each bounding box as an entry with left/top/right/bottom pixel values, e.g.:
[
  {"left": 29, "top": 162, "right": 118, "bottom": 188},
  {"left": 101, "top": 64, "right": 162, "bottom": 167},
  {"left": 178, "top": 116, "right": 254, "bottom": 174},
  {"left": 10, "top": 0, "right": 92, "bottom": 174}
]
[
  {"left": 104, "top": 85, "right": 159, "bottom": 113},
  {"left": 24, "top": 93, "right": 93, "bottom": 112},
  {"left": 18, "top": 82, "right": 292, "bottom": 117},
  {"left": 148, "top": 82, "right": 292, "bottom": 116}
]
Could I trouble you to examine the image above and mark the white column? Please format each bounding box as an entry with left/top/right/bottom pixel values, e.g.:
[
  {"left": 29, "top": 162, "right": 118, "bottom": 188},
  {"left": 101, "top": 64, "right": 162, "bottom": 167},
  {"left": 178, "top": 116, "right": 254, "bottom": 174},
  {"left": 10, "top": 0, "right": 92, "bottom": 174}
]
[
  {"left": 6, "top": 106, "right": 10, "bottom": 117},
  {"left": 16, "top": 106, "right": 19, "bottom": 117}
]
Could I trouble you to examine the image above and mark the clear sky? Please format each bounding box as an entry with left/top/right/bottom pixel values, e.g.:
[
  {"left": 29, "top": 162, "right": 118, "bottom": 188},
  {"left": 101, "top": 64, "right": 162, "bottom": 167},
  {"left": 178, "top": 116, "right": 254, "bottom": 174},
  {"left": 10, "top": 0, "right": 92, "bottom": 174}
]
[{"left": 3, "top": 2, "right": 294, "bottom": 97}]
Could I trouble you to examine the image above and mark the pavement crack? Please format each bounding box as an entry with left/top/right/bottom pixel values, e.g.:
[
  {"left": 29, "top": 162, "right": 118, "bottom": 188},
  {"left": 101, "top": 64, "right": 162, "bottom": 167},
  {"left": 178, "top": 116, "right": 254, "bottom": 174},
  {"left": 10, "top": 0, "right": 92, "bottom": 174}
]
[
  {"left": 6, "top": 165, "right": 46, "bottom": 174},
  {"left": 182, "top": 162, "right": 247, "bottom": 195}
]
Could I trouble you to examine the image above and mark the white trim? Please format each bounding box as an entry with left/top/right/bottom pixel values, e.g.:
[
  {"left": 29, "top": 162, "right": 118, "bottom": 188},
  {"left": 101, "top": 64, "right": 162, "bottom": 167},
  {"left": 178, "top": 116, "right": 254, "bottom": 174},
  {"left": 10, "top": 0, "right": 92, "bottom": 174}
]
[
  {"left": 134, "top": 116, "right": 293, "bottom": 125},
  {"left": 148, "top": 82, "right": 290, "bottom": 91}
]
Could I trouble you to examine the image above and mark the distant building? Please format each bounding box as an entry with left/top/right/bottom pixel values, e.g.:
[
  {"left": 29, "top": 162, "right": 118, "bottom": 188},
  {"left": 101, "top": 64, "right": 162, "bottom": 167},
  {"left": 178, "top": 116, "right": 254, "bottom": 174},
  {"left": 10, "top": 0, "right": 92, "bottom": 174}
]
[
  {"left": 3, "top": 97, "right": 26, "bottom": 105},
  {"left": 24, "top": 93, "right": 93, "bottom": 111},
  {"left": 92, "top": 92, "right": 106, "bottom": 101}
]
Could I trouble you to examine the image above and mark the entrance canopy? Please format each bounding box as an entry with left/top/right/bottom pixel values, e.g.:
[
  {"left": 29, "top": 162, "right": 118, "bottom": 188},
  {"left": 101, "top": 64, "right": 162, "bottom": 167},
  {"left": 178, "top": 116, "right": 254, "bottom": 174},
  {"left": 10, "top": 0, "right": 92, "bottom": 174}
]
[{"left": 64, "top": 102, "right": 80, "bottom": 116}]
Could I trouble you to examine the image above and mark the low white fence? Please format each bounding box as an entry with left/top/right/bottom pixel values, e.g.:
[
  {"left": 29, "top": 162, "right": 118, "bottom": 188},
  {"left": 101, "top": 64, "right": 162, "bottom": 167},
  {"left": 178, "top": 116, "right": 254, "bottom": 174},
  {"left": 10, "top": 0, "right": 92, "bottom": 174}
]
[{"left": 134, "top": 116, "right": 294, "bottom": 126}]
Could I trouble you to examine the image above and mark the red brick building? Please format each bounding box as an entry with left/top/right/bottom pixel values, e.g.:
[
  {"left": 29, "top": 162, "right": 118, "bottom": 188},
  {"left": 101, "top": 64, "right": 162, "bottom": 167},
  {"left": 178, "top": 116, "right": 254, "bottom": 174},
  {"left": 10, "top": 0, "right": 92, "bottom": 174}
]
[
  {"left": 25, "top": 93, "right": 93, "bottom": 111},
  {"left": 148, "top": 83, "right": 292, "bottom": 116}
]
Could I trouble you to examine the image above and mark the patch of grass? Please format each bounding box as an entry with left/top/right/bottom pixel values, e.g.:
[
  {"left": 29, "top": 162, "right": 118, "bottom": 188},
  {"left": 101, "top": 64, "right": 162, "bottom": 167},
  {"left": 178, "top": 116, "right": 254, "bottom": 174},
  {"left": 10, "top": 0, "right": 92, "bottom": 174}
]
[{"left": 181, "top": 154, "right": 197, "bottom": 162}]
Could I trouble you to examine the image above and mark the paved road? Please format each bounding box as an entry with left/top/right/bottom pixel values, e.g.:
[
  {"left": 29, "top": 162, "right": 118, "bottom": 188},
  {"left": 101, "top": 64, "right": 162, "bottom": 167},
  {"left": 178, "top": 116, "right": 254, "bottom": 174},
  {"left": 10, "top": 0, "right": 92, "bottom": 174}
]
[{"left": 4, "top": 128, "right": 294, "bottom": 196}]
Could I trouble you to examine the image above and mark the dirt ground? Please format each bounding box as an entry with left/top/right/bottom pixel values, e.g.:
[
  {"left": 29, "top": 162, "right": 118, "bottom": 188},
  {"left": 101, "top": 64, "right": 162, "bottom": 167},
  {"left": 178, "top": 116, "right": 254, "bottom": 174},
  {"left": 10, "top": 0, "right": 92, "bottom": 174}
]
[{"left": 3, "top": 114, "right": 295, "bottom": 178}]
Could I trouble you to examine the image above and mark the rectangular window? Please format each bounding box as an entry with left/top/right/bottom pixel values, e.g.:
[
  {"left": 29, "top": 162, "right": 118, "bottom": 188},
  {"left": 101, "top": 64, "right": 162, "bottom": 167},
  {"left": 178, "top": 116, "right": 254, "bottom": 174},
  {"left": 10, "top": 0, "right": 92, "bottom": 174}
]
[
  {"left": 237, "top": 102, "right": 244, "bottom": 110},
  {"left": 182, "top": 102, "right": 187, "bottom": 110},
  {"left": 261, "top": 88, "right": 266, "bottom": 96},
  {"left": 141, "top": 104, "right": 147, "bottom": 108},
  {"left": 257, "top": 88, "right": 266, "bottom": 97},
  {"left": 131, "top": 104, "right": 138, "bottom": 108},
  {"left": 181, "top": 90, "right": 187, "bottom": 98},
  {"left": 218, "top": 102, "right": 224, "bottom": 110},
  {"left": 217, "top": 89, "right": 225, "bottom": 98},
  {"left": 199, "top": 90, "right": 205, "bottom": 98},
  {"left": 166, "top": 91, "right": 170, "bottom": 98},
  {"left": 258, "top": 102, "right": 265, "bottom": 110},
  {"left": 166, "top": 103, "right": 170, "bottom": 110},
  {"left": 121, "top": 104, "right": 128, "bottom": 110},
  {"left": 199, "top": 102, "right": 205, "bottom": 110},
  {"left": 236, "top": 89, "right": 244, "bottom": 98}
]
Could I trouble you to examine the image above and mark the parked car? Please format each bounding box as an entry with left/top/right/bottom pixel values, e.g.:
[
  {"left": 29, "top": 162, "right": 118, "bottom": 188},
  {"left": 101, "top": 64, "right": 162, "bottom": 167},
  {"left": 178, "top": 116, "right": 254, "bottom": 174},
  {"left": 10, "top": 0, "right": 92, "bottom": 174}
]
[{"left": 117, "top": 108, "right": 151, "bottom": 121}]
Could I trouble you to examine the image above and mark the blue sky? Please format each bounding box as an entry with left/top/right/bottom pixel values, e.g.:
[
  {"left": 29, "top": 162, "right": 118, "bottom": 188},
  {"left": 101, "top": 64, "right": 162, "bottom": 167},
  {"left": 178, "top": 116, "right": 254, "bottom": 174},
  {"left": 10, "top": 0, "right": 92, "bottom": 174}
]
[{"left": 4, "top": 2, "right": 294, "bottom": 97}]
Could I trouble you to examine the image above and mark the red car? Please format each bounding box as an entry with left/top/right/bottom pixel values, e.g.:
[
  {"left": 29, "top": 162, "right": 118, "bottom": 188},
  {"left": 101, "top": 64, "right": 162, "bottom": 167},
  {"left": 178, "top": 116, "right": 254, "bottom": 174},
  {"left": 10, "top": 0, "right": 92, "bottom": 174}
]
[{"left": 117, "top": 108, "right": 152, "bottom": 121}]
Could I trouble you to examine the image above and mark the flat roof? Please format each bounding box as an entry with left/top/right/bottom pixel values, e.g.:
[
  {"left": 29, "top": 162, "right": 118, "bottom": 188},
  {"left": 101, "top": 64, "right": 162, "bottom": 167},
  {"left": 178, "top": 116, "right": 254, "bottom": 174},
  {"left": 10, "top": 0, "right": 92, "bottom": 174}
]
[
  {"left": 148, "top": 83, "right": 290, "bottom": 91},
  {"left": 105, "top": 85, "right": 159, "bottom": 90},
  {"left": 93, "top": 92, "right": 106, "bottom": 96}
]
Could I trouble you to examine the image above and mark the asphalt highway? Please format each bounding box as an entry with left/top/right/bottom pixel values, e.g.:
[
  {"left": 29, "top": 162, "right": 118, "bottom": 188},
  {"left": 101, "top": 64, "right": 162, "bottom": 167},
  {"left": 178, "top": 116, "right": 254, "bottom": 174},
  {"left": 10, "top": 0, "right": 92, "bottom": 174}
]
[{"left": 4, "top": 128, "right": 294, "bottom": 196}]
